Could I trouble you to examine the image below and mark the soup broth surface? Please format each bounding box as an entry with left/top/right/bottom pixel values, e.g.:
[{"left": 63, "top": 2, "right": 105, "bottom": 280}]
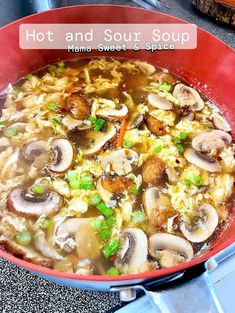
[{"left": 0, "top": 58, "right": 234, "bottom": 275}]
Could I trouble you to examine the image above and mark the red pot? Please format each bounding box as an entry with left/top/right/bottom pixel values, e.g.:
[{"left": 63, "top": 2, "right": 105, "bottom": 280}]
[{"left": 0, "top": 5, "right": 234, "bottom": 312}]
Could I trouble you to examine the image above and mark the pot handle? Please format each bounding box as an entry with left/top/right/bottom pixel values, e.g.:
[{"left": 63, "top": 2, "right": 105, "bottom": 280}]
[{"left": 146, "top": 270, "right": 224, "bottom": 313}]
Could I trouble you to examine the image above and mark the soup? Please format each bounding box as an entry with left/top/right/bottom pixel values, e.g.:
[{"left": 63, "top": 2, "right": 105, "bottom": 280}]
[{"left": 0, "top": 58, "right": 234, "bottom": 275}]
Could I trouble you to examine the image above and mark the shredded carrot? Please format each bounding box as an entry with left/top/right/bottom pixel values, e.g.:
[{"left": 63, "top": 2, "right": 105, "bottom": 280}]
[
  {"left": 117, "top": 118, "right": 128, "bottom": 148},
  {"left": 65, "top": 83, "right": 76, "bottom": 93}
]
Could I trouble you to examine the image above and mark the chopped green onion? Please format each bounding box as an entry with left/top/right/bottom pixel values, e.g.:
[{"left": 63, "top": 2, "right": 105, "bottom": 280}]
[
  {"left": 81, "top": 174, "right": 93, "bottom": 185},
  {"left": 80, "top": 183, "right": 93, "bottom": 190},
  {"left": 91, "top": 217, "right": 105, "bottom": 230},
  {"left": 53, "top": 118, "right": 62, "bottom": 125},
  {"left": 183, "top": 175, "right": 202, "bottom": 187},
  {"left": 131, "top": 187, "right": 139, "bottom": 195},
  {"left": 33, "top": 185, "right": 44, "bottom": 195},
  {"left": 67, "top": 170, "right": 78, "bottom": 181},
  {"left": 69, "top": 180, "right": 80, "bottom": 190},
  {"left": 0, "top": 121, "right": 6, "bottom": 126},
  {"left": 47, "top": 102, "right": 58, "bottom": 111},
  {"left": 102, "top": 238, "right": 120, "bottom": 259},
  {"left": 57, "top": 61, "right": 65, "bottom": 68},
  {"left": 191, "top": 175, "right": 202, "bottom": 186},
  {"left": 173, "top": 136, "right": 181, "bottom": 144},
  {"left": 177, "top": 144, "right": 184, "bottom": 154},
  {"left": 96, "top": 201, "right": 113, "bottom": 217},
  {"left": 89, "top": 193, "right": 102, "bottom": 206},
  {"left": 132, "top": 211, "right": 146, "bottom": 224},
  {"left": 15, "top": 231, "right": 32, "bottom": 246},
  {"left": 100, "top": 228, "right": 112, "bottom": 240},
  {"left": 154, "top": 145, "right": 162, "bottom": 153},
  {"left": 41, "top": 218, "right": 53, "bottom": 230},
  {"left": 3, "top": 127, "right": 17, "bottom": 138},
  {"left": 56, "top": 66, "right": 65, "bottom": 74},
  {"left": 25, "top": 73, "right": 33, "bottom": 80},
  {"left": 180, "top": 132, "right": 188, "bottom": 141},
  {"left": 183, "top": 178, "right": 191, "bottom": 185},
  {"left": 157, "top": 82, "right": 172, "bottom": 92},
  {"left": 123, "top": 140, "right": 133, "bottom": 148},
  {"left": 88, "top": 116, "right": 96, "bottom": 123},
  {"left": 48, "top": 65, "right": 57, "bottom": 73},
  {"left": 107, "top": 267, "right": 120, "bottom": 276},
  {"left": 106, "top": 216, "right": 116, "bottom": 227},
  {"left": 94, "top": 118, "right": 105, "bottom": 131},
  {"left": 13, "top": 86, "right": 24, "bottom": 92}
]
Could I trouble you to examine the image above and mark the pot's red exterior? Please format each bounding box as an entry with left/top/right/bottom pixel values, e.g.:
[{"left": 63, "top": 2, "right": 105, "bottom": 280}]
[{"left": 0, "top": 5, "right": 235, "bottom": 286}]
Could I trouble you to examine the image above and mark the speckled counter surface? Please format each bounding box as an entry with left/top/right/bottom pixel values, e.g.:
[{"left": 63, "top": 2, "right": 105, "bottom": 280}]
[{"left": 0, "top": 1, "right": 234, "bottom": 313}]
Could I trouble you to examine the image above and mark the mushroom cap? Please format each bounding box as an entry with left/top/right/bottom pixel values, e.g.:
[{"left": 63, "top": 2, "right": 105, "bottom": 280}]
[
  {"left": 173, "top": 83, "right": 204, "bottom": 111},
  {"left": 101, "top": 148, "right": 138, "bottom": 176},
  {"left": 148, "top": 93, "right": 173, "bottom": 110},
  {"left": 180, "top": 203, "right": 219, "bottom": 243},
  {"left": 184, "top": 148, "right": 220, "bottom": 172},
  {"left": 82, "top": 123, "right": 116, "bottom": 155},
  {"left": 56, "top": 218, "right": 100, "bottom": 260},
  {"left": 22, "top": 140, "right": 48, "bottom": 160},
  {"left": 34, "top": 229, "right": 63, "bottom": 260},
  {"left": 149, "top": 233, "right": 194, "bottom": 267},
  {"left": 115, "top": 228, "right": 148, "bottom": 274},
  {"left": 49, "top": 138, "right": 74, "bottom": 173},
  {"left": 134, "top": 61, "right": 155, "bottom": 76},
  {"left": 143, "top": 187, "right": 171, "bottom": 218},
  {"left": 143, "top": 187, "right": 160, "bottom": 218},
  {"left": 212, "top": 114, "right": 231, "bottom": 132},
  {"left": 192, "top": 130, "right": 232, "bottom": 153},
  {"left": 96, "top": 104, "right": 128, "bottom": 119},
  {"left": 7, "top": 188, "right": 62, "bottom": 218},
  {"left": 142, "top": 156, "right": 165, "bottom": 185}
]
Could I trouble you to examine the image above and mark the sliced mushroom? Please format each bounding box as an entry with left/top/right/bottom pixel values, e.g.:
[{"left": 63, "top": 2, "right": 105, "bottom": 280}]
[
  {"left": 166, "top": 167, "right": 178, "bottom": 184},
  {"left": 149, "top": 233, "right": 194, "bottom": 268},
  {"left": 143, "top": 187, "right": 160, "bottom": 218},
  {"left": 180, "top": 203, "right": 218, "bottom": 243},
  {"left": 127, "top": 113, "right": 144, "bottom": 130},
  {"left": 22, "top": 140, "right": 48, "bottom": 161},
  {"left": 62, "top": 114, "right": 91, "bottom": 131},
  {"left": 96, "top": 178, "right": 117, "bottom": 208},
  {"left": 49, "top": 139, "right": 73, "bottom": 173},
  {"left": 101, "top": 148, "right": 138, "bottom": 176},
  {"left": 192, "top": 130, "right": 232, "bottom": 154},
  {"left": 34, "top": 229, "right": 63, "bottom": 260},
  {"left": 7, "top": 188, "right": 62, "bottom": 218},
  {"left": 212, "top": 114, "right": 232, "bottom": 132},
  {"left": 82, "top": 123, "right": 116, "bottom": 155},
  {"left": 142, "top": 156, "right": 165, "bottom": 185},
  {"left": 184, "top": 148, "right": 220, "bottom": 172},
  {"left": 96, "top": 104, "right": 128, "bottom": 119},
  {"left": 148, "top": 93, "right": 173, "bottom": 110},
  {"left": 134, "top": 61, "right": 155, "bottom": 76},
  {"left": 0, "top": 235, "right": 53, "bottom": 267},
  {"left": 173, "top": 83, "right": 204, "bottom": 111},
  {"left": 115, "top": 228, "right": 148, "bottom": 274},
  {"left": 143, "top": 187, "right": 177, "bottom": 229},
  {"left": 56, "top": 218, "right": 100, "bottom": 260}
]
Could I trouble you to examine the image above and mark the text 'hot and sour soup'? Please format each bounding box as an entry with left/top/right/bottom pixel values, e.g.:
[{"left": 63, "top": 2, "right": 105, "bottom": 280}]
[{"left": 0, "top": 58, "right": 234, "bottom": 276}]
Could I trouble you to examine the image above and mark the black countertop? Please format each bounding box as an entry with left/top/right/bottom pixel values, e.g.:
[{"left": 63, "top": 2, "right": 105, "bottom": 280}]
[{"left": 0, "top": 1, "right": 234, "bottom": 313}]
